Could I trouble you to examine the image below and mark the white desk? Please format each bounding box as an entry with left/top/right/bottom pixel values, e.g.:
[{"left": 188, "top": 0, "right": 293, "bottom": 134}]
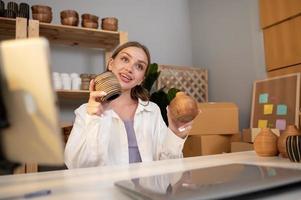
[{"left": 0, "top": 151, "right": 301, "bottom": 199}]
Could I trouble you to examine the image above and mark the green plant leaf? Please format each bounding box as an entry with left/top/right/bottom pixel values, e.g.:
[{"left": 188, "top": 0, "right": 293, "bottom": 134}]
[
  {"left": 142, "top": 63, "right": 160, "bottom": 92},
  {"left": 148, "top": 63, "right": 158, "bottom": 74},
  {"left": 167, "top": 88, "right": 181, "bottom": 103},
  {"left": 150, "top": 90, "right": 169, "bottom": 125}
]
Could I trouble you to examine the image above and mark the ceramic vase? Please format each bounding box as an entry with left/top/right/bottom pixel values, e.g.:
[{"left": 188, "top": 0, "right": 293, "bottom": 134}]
[
  {"left": 277, "top": 125, "right": 301, "bottom": 158},
  {"left": 254, "top": 128, "right": 278, "bottom": 157},
  {"left": 94, "top": 71, "right": 122, "bottom": 102},
  {"left": 169, "top": 92, "right": 199, "bottom": 123}
]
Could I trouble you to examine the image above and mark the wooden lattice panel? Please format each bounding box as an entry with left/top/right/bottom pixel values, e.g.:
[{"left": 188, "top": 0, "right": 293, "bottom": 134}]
[{"left": 157, "top": 65, "right": 208, "bottom": 102}]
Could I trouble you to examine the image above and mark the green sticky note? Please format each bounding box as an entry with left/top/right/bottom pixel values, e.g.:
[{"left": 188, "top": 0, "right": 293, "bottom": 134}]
[
  {"left": 259, "top": 93, "right": 268, "bottom": 104},
  {"left": 277, "top": 104, "right": 287, "bottom": 115}
]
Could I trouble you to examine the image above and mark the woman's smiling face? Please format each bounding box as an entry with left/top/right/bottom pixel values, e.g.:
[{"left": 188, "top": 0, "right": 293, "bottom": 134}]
[{"left": 108, "top": 46, "right": 148, "bottom": 91}]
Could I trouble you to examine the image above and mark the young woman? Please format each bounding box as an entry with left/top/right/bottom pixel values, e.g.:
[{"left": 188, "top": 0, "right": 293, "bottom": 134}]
[{"left": 64, "top": 41, "right": 193, "bottom": 169}]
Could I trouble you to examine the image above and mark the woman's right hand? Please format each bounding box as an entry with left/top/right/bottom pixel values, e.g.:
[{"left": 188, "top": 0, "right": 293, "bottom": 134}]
[{"left": 86, "top": 79, "right": 108, "bottom": 116}]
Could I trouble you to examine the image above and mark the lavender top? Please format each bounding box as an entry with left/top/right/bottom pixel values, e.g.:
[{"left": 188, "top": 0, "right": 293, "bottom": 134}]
[{"left": 124, "top": 120, "right": 142, "bottom": 163}]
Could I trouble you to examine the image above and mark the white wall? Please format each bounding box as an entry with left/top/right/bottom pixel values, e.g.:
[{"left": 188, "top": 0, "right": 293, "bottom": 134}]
[{"left": 189, "top": 0, "right": 266, "bottom": 130}]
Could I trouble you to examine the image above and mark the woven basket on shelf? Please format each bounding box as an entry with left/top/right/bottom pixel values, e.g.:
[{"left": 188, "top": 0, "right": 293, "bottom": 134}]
[{"left": 157, "top": 65, "right": 208, "bottom": 103}]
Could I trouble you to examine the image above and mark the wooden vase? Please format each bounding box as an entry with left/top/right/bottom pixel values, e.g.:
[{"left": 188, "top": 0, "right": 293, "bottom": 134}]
[
  {"left": 277, "top": 125, "right": 301, "bottom": 158},
  {"left": 254, "top": 128, "right": 278, "bottom": 157},
  {"left": 169, "top": 92, "right": 198, "bottom": 123}
]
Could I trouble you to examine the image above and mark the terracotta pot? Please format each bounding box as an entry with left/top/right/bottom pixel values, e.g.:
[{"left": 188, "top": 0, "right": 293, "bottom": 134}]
[
  {"left": 31, "top": 5, "right": 52, "bottom": 14},
  {"left": 60, "top": 10, "right": 79, "bottom": 19},
  {"left": 101, "top": 17, "right": 118, "bottom": 31},
  {"left": 254, "top": 128, "right": 278, "bottom": 157},
  {"left": 277, "top": 125, "right": 301, "bottom": 158},
  {"left": 81, "top": 13, "right": 99, "bottom": 22},
  {"left": 32, "top": 13, "right": 52, "bottom": 23},
  {"left": 61, "top": 17, "right": 79, "bottom": 26},
  {"left": 81, "top": 20, "right": 98, "bottom": 29},
  {"left": 169, "top": 92, "right": 198, "bottom": 123}
]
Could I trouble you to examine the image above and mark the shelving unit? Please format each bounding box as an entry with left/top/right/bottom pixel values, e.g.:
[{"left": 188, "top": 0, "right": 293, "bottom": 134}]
[
  {"left": 56, "top": 89, "right": 89, "bottom": 100},
  {"left": 28, "top": 19, "right": 128, "bottom": 100},
  {"left": 1, "top": 17, "right": 128, "bottom": 100},
  {"left": 30, "top": 21, "right": 121, "bottom": 49}
]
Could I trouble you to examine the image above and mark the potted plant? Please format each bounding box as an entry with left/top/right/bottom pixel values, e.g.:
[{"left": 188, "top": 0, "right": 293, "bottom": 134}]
[{"left": 142, "top": 63, "right": 179, "bottom": 125}]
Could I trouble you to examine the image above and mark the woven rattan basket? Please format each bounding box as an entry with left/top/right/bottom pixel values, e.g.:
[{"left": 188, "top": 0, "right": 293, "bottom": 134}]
[{"left": 157, "top": 65, "right": 208, "bottom": 102}]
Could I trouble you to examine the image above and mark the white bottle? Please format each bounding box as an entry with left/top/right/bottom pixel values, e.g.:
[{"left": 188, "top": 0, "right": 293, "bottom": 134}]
[
  {"left": 52, "top": 72, "right": 62, "bottom": 90},
  {"left": 72, "top": 77, "right": 82, "bottom": 90},
  {"left": 61, "top": 73, "right": 71, "bottom": 90}
]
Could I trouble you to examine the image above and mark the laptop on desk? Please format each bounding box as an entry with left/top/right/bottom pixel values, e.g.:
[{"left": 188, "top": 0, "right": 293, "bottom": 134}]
[{"left": 115, "top": 163, "right": 301, "bottom": 200}]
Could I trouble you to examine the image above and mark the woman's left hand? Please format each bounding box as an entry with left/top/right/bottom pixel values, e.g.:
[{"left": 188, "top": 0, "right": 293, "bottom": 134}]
[{"left": 166, "top": 106, "right": 193, "bottom": 139}]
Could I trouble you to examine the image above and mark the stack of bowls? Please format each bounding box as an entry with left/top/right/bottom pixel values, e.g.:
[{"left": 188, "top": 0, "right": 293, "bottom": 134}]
[
  {"left": 101, "top": 17, "right": 118, "bottom": 31},
  {"left": 80, "top": 74, "right": 91, "bottom": 90},
  {"left": 81, "top": 13, "right": 99, "bottom": 29},
  {"left": 17, "top": 3, "right": 29, "bottom": 19},
  {"left": 5, "top": 1, "right": 18, "bottom": 18},
  {"left": 80, "top": 74, "right": 96, "bottom": 90},
  {"left": 94, "top": 71, "right": 122, "bottom": 102},
  {"left": 31, "top": 5, "right": 52, "bottom": 23},
  {"left": 0, "top": 1, "right": 5, "bottom": 17},
  {"left": 60, "top": 10, "right": 79, "bottom": 26}
]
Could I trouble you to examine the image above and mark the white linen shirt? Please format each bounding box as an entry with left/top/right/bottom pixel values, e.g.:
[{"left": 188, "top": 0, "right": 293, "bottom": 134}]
[{"left": 64, "top": 99, "right": 186, "bottom": 169}]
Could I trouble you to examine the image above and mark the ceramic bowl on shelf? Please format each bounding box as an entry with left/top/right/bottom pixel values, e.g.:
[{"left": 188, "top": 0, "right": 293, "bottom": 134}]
[
  {"left": 32, "top": 13, "right": 52, "bottom": 23},
  {"left": 61, "top": 17, "right": 79, "bottom": 26},
  {"left": 18, "top": 3, "right": 30, "bottom": 19},
  {"left": 31, "top": 5, "right": 52, "bottom": 14},
  {"left": 81, "top": 20, "right": 98, "bottom": 29},
  {"left": 4, "top": 9, "right": 16, "bottom": 18},
  {"left": 7, "top": 1, "right": 18, "bottom": 13},
  {"left": 101, "top": 17, "right": 118, "bottom": 31},
  {"left": 94, "top": 71, "right": 122, "bottom": 102},
  {"left": 60, "top": 10, "right": 79, "bottom": 19},
  {"left": 81, "top": 13, "right": 99, "bottom": 22},
  {"left": 0, "top": 1, "right": 4, "bottom": 17},
  {"left": 81, "top": 13, "right": 99, "bottom": 29}
]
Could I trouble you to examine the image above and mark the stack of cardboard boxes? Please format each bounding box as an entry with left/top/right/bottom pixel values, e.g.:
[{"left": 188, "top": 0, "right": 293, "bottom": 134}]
[{"left": 183, "top": 102, "right": 251, "bottom": 157}]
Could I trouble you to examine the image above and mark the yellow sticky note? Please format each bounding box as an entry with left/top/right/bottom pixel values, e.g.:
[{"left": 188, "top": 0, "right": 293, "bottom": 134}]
[
  {"left": 258, "top": 120, "right": 268, "bottom": 128},
  {"left": 264, "top": 104, "right": 273, "bottom": 115}
]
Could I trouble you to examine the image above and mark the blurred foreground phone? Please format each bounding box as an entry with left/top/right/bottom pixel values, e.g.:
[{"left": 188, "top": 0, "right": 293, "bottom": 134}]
[{"left": 0, "top": 38, "right": 64, "bottom": 165}]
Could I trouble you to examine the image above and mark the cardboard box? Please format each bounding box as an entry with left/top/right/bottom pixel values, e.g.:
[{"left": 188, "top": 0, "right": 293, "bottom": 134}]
[
  {"left": 242, "top": 129, "right": 252, "bottom": 143},
  {"left": 231, "top": 133, "right": 242, "bottom": 142},
  {"left": 183, "top": 134, "right": 231, "bottom": 157},
  {"left": 231, "top": 142, "right": 254, "bottom": 152},
  {"left": 189, "top": 102, "right": 239, "bottom": 135}
]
